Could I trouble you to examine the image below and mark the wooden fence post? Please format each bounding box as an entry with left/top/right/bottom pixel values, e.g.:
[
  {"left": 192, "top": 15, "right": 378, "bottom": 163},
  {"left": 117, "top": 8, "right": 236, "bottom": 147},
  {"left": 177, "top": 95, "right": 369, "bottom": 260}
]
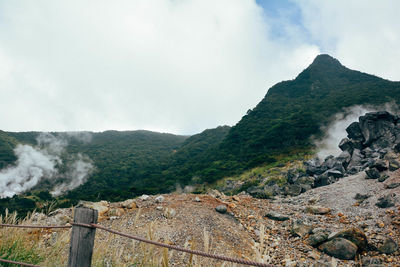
[{"left": 68, "top": 207, "right": 98, "bottom": 267}]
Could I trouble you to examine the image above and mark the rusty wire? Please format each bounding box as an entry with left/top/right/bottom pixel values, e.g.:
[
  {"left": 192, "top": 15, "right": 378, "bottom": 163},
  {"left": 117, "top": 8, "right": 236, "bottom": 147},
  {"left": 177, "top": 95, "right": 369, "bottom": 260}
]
[
  {"left": 0, "top": 223, "right": 71, "bottom": 229},
  {"left": 72, "top": 222, "right": 277, "bottom": 267},
  {"left": 0, "top": 222, "right": 277, "bottom": 267},
  {"left": 0, "top": 257, "right": 43, "bottom": 267}
]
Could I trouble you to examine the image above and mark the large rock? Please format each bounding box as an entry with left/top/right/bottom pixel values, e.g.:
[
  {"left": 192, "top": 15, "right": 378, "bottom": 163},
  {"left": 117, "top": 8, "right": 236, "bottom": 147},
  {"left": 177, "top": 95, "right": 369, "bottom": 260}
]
[
  {"left": 265, "top": 211, "right": 290, "bottom": 221},
  {"left": 283, "top": 184, "right": 302, "bottom": 196},
  {"left": 305, "top": 158, "right": 327, "bottom": 176},
  {"left": 121, "top": 199, "right": 137, "bottom": 209},
  {"left": 330, "top": 228, "right": 368, "bottom": 252},
  {"left": 306, "top": 229, "right": 329, "bottom": 247},
  {"left": 376, "top": 194, "right": 396, "bottom": 208},
  {"left": 365, "top": 168, "right": 380, "bottom": 179},
  {"left": 326, "top": 169, "right": 344, "bottom": 179},
  {"left": 371, "top": 159, "right": 388, "bottom": 171},
  {"left": 215, "top": 205, "right": 227, "bottom": 214},
  {"left": 359, "top": 111, "right": 397, "bottom": 149},
  {"left": 378, "top": 238, "right": 398, "bottom": 254},
  {"left": 336, "top": 151, "right": 351, "bottom": 165},
  {"left": 291, "top": 220, "right": 313, "bottom": 237},
  {"left": 389, "top": 160, "right": 400, "bottom": 171},
  {"left": 247, "top": 186, "right": 273, "bottom": 199},
  {"left": 319, "top": 238, "right": 358, "bottom": 260},
  {"left": 314, "top": 172, "right": 337, "bottom": 187},
  {"left": 348, "top": 149, "right": 364, "bottom": 169},
  {"left": 305, "top": 205, "right": 331, "bottom": 215},
  {"left": 339, "top": 138, "right": 354, "bottom": 153},
  {"left": 76, "top": 200, "right": 109, "bottom": 220},
  {"left": 346, "top": 121, "right": 365, "bottom": 142}
]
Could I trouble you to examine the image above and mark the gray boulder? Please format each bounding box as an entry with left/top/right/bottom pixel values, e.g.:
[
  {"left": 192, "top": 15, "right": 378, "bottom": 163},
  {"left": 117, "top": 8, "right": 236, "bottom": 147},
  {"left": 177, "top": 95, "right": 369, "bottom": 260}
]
[
  {"left": 378, "top": 238, "right": 398, "bottom": 254},
  {"left": 389, "top": 160, "right": 400, "bottom": 171},
  {"left": 283, "top": 184, "right": 302, "bottom": 196},
  {"left": 348, "top": 149, "right": 364, "bottom": 169},
  {"left": 339, "top": 138, "right": 354, "bottom": 153},
  {"left": 359, "top": 111, "right": 397, "bottom": 149},
  {"left": 365, "top": 168, "right": 380, "bottom": 179},
  {"left": 319, "top": 238, "right": 358, "bottom": 260},
  {"left": 376, "top": 194, "right": 396, "bottom": 208},
  {"left": 291, "top": 220, "right": 313, "bottom": 237},
  {"left": 326, "top": 169, "right": 344, "bottom": 179},
  {"left": 306, "top": 229, "right": 329, "bottom": 247},
  {"left": 346, "top": 121, "right": 365, "bottom": 142},
  {"left": 371, "top": 159, "right": 388, "bottom": 171},
  {"left": 378, "top": 174, "right": 389, "bottom": 182},
  {"left": 247, "top": 186, "right": 273, "bottom": 199},
  {"left": 305, "top": 158, "right": 327, "bottom": 176},
  {"left": 265, "top": 211, "right": 290, "bottom": 221},
  {"left": 336, "top": 151, "right": 352, "bottom": 165},
  {"left": 215, "top": 205, "right": 227, "bottom": 214}
]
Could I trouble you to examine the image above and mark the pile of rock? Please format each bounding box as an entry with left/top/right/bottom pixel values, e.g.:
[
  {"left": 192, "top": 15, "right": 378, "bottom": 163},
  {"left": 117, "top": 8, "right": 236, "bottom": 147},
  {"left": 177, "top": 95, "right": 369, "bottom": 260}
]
[{"left": 304, "top": 111, "right": 400, "bottom": 189}]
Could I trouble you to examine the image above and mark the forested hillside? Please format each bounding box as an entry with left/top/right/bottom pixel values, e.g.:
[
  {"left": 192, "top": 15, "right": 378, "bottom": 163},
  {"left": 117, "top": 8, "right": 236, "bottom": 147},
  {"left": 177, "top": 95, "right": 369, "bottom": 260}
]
[
  {"left": 0, "top": 131, "right": 17, "bottom": 169},
  {"left": 220, "top": 54, "right": 400, "bottom": 161},
  {"left": 1, "top": 54, "right": 400, "bottom": 215}
]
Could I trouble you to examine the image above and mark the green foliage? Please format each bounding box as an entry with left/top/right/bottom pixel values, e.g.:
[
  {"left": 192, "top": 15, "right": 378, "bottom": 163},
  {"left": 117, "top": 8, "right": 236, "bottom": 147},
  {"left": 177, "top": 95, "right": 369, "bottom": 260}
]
[
  {"left": 0, "top": 131, "right": 18, "bottom": 169},
  {"left": 219, "top": 54, "right": 400, "bottom": 162},
  {"left": 0, "top": 239, "right": 43, "bottom": 266}
]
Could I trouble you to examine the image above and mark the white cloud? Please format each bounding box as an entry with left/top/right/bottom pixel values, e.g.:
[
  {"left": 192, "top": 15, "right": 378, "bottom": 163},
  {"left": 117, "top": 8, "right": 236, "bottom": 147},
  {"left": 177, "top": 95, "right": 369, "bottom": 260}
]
[
  {"left": 0, "top": 0, "right": 319, "bottom": 134},
  {"left": 296, "top": 0, "right": 400, "bottom": 81}
]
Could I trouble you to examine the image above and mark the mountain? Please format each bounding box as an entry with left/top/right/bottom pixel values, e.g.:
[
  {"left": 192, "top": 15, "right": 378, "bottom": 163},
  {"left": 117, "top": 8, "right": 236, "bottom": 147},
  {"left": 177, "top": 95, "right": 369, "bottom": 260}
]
[{"left": 219, "top": 54, "right": 400, "bottom": 163}]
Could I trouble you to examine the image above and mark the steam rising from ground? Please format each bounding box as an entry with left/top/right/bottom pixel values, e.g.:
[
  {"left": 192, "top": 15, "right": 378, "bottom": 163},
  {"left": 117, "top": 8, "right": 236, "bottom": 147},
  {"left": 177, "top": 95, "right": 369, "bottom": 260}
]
[
  {"left": 315, "top": 103, "right": 399, "bottom": 159},
  {"left": 0, "top": 132, "right": 94, "bottom": 198}
]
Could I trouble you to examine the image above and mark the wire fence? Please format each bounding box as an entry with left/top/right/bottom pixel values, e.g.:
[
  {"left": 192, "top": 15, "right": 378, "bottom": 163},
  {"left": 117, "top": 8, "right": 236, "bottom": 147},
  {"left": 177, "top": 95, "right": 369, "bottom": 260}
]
[{"left": 0, "top": 218, "right": 277, "bottom": 267}]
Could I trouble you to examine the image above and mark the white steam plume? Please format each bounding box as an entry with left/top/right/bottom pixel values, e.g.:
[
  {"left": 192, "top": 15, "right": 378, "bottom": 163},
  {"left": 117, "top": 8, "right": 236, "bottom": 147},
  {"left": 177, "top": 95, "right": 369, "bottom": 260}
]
[
  {"left": 0, "top": 132, "right": 94, "bottom": 198},
  {"left": 0, "top": 144, "right": 58, "bottom": 198},
  {"left": 50, "top": 153, "right": 93, "bottom": 196},
  {"left": 314, "top": 102, "right": 399, "bottom": 159}
]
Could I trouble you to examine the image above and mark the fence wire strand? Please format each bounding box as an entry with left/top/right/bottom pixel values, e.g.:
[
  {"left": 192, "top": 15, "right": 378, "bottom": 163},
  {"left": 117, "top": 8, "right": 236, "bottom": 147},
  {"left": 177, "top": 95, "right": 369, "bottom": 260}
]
[
  {"left": 0, "top": 223, "right": 71, "bottom": 229},
  {"left": 0, "top": 257, "right": 43, "bottom": 267},
  {"left": 0, "top": 222, "right": 277, "bottom": 267},
  {"left": 72, "top": 222, "right": 276, "bottom": 267}
]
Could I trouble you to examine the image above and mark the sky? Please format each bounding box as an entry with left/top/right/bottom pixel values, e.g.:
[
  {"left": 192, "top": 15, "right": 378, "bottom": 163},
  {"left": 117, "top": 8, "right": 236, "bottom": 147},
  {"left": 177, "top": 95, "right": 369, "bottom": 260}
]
[{"left": 0, "top": 0, "right": 399, "bottom": 135}]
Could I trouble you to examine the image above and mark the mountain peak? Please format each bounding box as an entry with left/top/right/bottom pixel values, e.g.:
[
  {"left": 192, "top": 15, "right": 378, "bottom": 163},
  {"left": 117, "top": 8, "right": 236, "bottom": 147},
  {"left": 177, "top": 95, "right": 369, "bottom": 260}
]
[{"left": 310, "top": 54, "right": 343, "bottom": 68}]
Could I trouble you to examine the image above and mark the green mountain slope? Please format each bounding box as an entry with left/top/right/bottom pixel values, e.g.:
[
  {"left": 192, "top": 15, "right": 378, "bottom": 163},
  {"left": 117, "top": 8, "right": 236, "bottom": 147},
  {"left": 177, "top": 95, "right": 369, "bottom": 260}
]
[
  {"left": 155, "top": 125, "right": 231, "bottom": 186},
  {"left": 219, "top": 54, "right": 400, "bottom": 163},
  {"left": 0, "top": 131, "right": 17, "bottom": 169}
]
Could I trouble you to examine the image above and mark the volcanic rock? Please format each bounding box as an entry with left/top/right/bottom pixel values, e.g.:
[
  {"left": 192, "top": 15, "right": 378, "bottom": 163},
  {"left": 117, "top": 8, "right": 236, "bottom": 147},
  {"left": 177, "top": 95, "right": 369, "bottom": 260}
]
[
  {"left": 291, "top": 220, "right": 313, "bottom": 237},
  {"left": 318, "top": 238, "right": 358, "bottom": 260},
  {"left": 366, "top": 168, "right": 381, "bottom": 179},
  {"left": 376, "top": 194, "right": 396, "bottom": 208},
  {"left": 305, "top": 205, "right": 331, "bottom": 215},
  {"left": 265, "top": 211, "right": 290, "bottom": 221},
  {"left": 389, "top": 160, "right": 400, "bottom": 171},
  {"left": 215, "top": 205, "right": 227, "bottom": 214},
  {"left": 329, "top": 228, "right": 368, "bottom": 252},
  {"left": 378, "top": 238, "right": 398, "bottom": 254}
]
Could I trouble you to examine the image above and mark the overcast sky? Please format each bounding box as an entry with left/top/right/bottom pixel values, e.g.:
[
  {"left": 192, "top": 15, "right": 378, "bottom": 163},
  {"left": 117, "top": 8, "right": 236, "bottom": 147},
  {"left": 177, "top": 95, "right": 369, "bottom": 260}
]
[{"left": 0, "top": 0, "right": 399, "bottom": 135}]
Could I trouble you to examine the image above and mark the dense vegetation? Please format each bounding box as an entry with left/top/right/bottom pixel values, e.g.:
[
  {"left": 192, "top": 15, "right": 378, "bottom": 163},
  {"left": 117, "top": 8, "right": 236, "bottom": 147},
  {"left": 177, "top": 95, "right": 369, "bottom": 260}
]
[
  {"left": 1, "top": 54, "right": 400, "bottom": 215},
  {"left": 220, "top": 54, "right": 400, "bottom": 162},
  {"left": 0, "top": 131, "right": 17, "bottom": 169}
]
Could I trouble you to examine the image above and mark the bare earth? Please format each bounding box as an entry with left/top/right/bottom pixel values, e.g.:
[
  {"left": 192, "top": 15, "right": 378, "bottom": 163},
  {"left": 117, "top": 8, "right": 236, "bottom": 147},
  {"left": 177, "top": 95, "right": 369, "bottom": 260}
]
[{"left": 34, "top": 170, "right": 400, "bottom": 266}]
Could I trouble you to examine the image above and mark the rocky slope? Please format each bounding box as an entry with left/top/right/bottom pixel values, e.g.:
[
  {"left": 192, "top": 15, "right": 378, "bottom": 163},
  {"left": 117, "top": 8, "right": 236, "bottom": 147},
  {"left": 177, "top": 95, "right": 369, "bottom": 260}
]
[{"left": 30, "top": 167, "right": 400, "bottom": 266}]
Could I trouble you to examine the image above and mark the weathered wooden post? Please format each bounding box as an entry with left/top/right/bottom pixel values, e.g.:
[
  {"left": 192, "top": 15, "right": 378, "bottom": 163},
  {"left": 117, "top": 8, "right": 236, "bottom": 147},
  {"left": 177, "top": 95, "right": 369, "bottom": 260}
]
[{"left": 68, "top": 207, "right": 98, "bottom": 267}]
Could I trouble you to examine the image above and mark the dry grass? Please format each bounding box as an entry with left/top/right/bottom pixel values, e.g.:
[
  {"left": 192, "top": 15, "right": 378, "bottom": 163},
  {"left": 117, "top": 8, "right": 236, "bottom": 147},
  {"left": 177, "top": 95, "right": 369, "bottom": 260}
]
[{"left": 0, "top": 209, "right": 269, "bottom": 266}]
